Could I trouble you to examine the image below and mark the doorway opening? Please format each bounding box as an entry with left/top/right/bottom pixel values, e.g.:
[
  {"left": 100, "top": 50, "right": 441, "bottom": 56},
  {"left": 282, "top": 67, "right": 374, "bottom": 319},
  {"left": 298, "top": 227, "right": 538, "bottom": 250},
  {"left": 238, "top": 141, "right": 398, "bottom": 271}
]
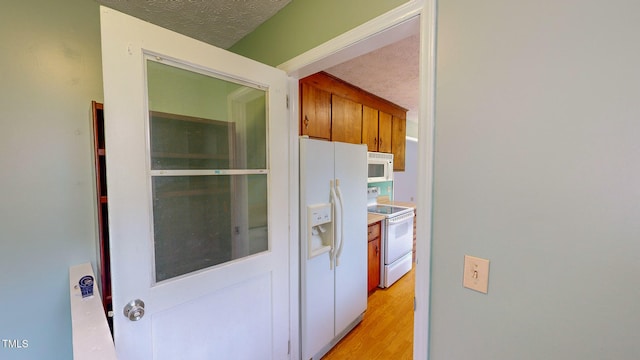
[{"left": 280, "top": 6, "right": 429, "bottom": 358}]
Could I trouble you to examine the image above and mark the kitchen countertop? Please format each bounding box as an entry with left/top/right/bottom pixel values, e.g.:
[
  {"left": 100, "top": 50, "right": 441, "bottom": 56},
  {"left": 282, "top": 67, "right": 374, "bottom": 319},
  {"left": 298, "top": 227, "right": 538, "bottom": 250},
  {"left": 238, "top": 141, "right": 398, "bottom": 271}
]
[
  {"left": 378, "top": 200, "right": 416, "bottom": 209},
  {"left": 367, "top": 213, "right": 386, "bottom": 225}
]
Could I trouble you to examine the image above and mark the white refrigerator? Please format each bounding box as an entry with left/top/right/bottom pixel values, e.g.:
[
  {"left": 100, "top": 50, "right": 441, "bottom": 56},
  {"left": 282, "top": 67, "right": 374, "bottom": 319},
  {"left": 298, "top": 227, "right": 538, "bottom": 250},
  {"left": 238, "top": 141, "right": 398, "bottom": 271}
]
[{"left": 299, "top": 137, "right": 368, "bottom": 360}]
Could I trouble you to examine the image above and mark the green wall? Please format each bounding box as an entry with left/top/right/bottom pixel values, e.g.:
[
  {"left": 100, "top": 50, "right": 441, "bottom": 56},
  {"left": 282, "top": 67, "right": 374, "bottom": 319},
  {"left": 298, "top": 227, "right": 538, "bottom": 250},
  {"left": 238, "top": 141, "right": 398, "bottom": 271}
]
[
  {"left": 230, "top": 0, "right": 409, "bottom": 66},
  {"left": 0, "top": 0, "right": 103, "bottom": 359},
  {"left": 431, "top": 0, "right": 640, "bottom": 358}
]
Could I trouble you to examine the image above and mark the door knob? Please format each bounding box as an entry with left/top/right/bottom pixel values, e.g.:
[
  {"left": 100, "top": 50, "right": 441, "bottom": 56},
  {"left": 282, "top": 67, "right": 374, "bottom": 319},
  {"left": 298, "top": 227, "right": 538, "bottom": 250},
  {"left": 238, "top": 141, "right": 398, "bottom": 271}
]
[{"left": 123, "top": 299, "right": 145, "bottom": 321}]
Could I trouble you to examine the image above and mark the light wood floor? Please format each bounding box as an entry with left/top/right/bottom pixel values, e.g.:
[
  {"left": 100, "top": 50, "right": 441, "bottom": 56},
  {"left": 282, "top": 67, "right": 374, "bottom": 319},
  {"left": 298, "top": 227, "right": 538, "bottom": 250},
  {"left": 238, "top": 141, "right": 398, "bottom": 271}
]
[{"left": 321, "top": 269, "right": 414, "bottom": 360}]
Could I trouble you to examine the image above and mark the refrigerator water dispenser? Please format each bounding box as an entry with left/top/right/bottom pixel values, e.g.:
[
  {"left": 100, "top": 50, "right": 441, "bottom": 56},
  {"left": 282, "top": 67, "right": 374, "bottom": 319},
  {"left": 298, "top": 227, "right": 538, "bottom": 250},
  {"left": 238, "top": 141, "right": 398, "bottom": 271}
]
[{"left": 307, "top": 203, "right": 333, "bottom": 259}]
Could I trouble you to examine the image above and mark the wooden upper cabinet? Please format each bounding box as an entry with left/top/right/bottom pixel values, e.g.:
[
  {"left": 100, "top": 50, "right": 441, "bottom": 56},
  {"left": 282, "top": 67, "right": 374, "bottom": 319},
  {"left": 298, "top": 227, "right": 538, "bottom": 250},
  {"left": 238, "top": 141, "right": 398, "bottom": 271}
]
[
  {"left": 300, "top": 82, "right": 331, "bottom": 140},
  {"left": 362, "top": 105, "right": 379, "bottom": 151},
  {"left": 299, "top": 72, "right": 408, "bottom": 170},
  {"left": 331, "top": 94, "right": 362, "bottom": 144},
  {"left": 391, "top": 115, "right": 406, "bottom": 171},
  {"left": 363, "top": 107, "right": 392, "bottom": 153},
  {"left": 378, "top": 111, "right": 393, "bottom": 153}
]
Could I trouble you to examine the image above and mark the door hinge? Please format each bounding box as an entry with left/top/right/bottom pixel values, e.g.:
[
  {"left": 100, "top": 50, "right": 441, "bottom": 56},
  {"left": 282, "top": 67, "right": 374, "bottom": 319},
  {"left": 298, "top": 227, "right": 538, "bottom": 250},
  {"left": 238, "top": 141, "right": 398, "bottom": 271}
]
[
  {"left": 286, "top": 95, "right": 290, "bottom": 109},
  {"left": 288, "top": 340, "right": 291, "bottom": 355},
  {"left": 414, "top": 296, "right": 416, "bottom": 312}
]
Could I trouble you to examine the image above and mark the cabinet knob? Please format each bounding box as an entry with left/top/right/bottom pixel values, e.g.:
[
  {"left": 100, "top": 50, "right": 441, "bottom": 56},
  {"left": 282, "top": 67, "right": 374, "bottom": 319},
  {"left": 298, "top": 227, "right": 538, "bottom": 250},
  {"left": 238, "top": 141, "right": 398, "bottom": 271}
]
[
  {"left": 379, "top": 138, "right": 383, "bottom": 148},
  {"left": 375, "top": 245, "right": 379, "bottom": 256},
  {"left": 374, "top": 138, "right": 378, "bottom": 145},
  {"left": 304, "top": 115, "right": 309, "bottom": 128}
]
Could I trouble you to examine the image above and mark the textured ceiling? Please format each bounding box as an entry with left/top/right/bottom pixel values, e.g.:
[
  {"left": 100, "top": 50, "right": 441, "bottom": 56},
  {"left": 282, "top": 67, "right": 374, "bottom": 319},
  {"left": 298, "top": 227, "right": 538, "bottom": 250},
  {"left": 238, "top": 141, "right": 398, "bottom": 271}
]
[
  {"left": 96, "top": 0, "right": 292, "bottom": 49},
  {"left": 97, "top": 0, "right": 419, "bottom": 122},
  {"left": 325, "top": 34, "right": 420, "bottom": 123}
]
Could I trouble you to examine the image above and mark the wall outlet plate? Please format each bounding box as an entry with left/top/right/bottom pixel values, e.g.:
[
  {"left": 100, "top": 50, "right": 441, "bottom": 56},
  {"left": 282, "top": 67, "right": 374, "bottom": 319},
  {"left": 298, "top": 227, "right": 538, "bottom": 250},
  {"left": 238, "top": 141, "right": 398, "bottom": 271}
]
[{"left": 463, "top": 255, "right": 490, "bottom": 294}]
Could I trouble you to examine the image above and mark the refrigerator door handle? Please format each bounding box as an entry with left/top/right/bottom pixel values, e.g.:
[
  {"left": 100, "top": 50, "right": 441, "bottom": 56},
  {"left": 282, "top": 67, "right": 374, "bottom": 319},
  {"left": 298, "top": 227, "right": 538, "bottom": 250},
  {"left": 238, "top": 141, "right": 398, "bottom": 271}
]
[
  {"left": 334, "top": 179, "right": 345, "bottom": 266},
  {"left": 329, "top": 180, "right": 338, "bottom": 270}
]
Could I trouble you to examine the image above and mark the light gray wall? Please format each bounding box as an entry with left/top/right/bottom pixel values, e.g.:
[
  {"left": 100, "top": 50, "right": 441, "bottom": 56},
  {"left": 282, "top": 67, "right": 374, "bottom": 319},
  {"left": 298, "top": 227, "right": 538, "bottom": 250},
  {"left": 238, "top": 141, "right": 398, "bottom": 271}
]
[
  {"left": 0, "top": 1, "right": 102, "bottom": 358},
  {"left": 430, "top": 0, "right": 640, "bottom": 359},
  {"left": 393, "top": 138, "right": 417, "bottom": 203}
]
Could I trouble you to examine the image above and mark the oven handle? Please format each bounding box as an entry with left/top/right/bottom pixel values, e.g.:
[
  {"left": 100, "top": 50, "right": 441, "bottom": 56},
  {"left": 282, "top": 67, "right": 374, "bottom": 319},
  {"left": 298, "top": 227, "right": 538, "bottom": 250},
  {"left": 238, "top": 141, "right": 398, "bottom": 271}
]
[
  {"left": 388, "top": 210, "right": 415, "bottom": 224},
  {"left": 334, "top": 179, "right": 345, "bottom": 266}
]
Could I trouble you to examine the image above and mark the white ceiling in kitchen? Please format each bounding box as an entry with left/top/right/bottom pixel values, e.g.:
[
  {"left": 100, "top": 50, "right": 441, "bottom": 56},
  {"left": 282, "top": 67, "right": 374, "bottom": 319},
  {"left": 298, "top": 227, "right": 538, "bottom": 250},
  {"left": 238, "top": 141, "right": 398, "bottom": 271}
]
[{"left": 325, "top": 34, "right": 420, "bottom": 123}]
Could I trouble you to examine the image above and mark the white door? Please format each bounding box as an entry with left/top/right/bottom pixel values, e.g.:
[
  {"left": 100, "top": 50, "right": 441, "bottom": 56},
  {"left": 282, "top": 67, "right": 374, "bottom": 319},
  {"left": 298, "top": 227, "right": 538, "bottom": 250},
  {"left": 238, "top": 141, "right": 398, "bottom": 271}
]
[{"left": 100, "top": 7, "right": 290, "bottom": 360}]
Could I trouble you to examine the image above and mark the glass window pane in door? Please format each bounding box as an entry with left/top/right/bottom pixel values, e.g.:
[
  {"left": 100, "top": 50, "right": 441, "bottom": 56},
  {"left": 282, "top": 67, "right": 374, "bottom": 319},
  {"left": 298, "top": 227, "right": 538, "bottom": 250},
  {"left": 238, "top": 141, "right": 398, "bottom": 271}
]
[
  {"left": 147, "top": 60, "right": 267, "bottom": 171},
  {"left": 152, "top": 175, "right": 268, "bottom": 282},
  {"left": 146, "top": 59, "right": 269, "bottom": 282}
]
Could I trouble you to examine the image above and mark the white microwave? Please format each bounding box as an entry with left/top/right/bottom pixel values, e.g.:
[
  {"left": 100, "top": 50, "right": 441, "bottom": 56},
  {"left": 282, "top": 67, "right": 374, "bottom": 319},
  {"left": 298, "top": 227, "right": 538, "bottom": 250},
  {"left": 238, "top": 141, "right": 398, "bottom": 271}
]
[{"left": 367, "top": 152, "right": 394, "bottom": 183}]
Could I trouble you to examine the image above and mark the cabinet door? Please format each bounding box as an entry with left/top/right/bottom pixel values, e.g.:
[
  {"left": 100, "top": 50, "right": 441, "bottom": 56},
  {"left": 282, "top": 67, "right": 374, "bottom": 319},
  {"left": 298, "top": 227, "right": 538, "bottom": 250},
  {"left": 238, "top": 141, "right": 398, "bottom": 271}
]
[
  {"left": 368, "top": 238, "right": 380, "bottom": 292},
  {"left": 367, "top": 222, "right": 381, "bottom": 293},
  {"left": 362, "top": 105, "right": 379, "bottom": 151},
  {"left": 300, "top": 82, "right": 331, "bottom": 140},
  {"left": 392, "top": 116, "right": 406, "bottom": 171},
  {"left": 378, "top": 111, "right": 393, "bottom": 153},
  {"left": 332, "top": 94, "right": 362, "bottom": 144}
]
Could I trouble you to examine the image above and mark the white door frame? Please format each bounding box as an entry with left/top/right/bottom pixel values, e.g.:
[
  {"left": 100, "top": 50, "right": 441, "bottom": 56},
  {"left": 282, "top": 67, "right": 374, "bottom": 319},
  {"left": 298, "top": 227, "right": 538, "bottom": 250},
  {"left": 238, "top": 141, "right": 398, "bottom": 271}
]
[{"left": 278, "top": 0, "right": 436, "bottom": 359}]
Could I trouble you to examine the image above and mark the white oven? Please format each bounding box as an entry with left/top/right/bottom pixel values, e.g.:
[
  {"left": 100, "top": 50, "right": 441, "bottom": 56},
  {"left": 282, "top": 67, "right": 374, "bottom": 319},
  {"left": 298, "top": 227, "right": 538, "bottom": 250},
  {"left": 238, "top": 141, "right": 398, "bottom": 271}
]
[
  {"left": 367, "top": 202, "right": 414, "bottom": 288},
  {"left": 382, "top": 210, "right": 414, "bottom": 287},
  {"left": 367, "top": 152, "right": 393, "bottom": 183}
]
